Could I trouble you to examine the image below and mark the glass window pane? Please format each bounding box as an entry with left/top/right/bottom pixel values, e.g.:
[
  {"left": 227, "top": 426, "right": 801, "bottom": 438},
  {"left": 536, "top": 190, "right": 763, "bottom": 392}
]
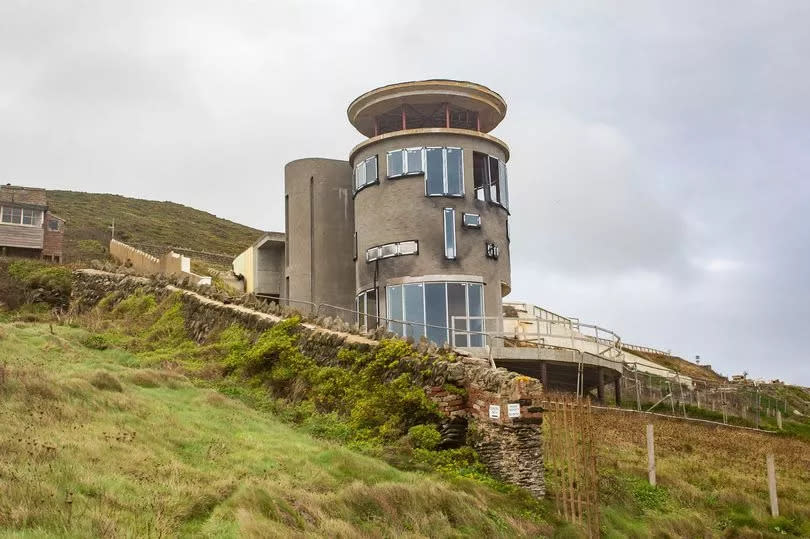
[
  {"left": 367, "top": 290, "right": 377, "bottom": 329},
  {"left": 22, "top": 209, "right": 33, "bottom": 225},
  {"left": 355, "top": 162, "right": 364, "bottom": 190},
  {"left": 468, "top": 284, "right": 483, "bottom": 316},
  {"left": 469, "top": 319, "right": 484, "bottom": 347},
  {"left": 489, "top": 156, "right": 500, "bottom": 203},
  {"left": 403, "top": 283, "right": 425, "bottom": 340},
  {"left": 406, "top": 148, "right": 422, "bottom": 173},
  {"left": 448, "top": 283, "right": 467, "bottom": 346},
  {"left": 473, "top": 152, "right": 488, "bottom": 201},
  {"left": 387, "top": 285, "right": 403, "bottom": 335},
  {"left": 463, "top": 213, "right": 480, "bottom": 228},
  {"left": 426, "top": 148, "right": 444, "bottom": 195},
  {"left": 443, "top": 208, "right": 456, "bottom": 259},
  {"left": 381, "top": 243, "right": 397, "bottom": 258},
  {"left": 357, "top": 295, "right": 366, "bottom": 330},
  {"left": 366, "top": 156, "right": 377, "bottom": 184},
  {"left": 446, "top": 148, "right": 463, "bottom": 195},
  {"left": 387, "top": 150, "right": 403, "bottom": 177},
  {"left": 398, "top": 241, "right": 418, "bottom": 255},
  {"left": 425, "top": 283, "right": 448, "bottom": 346},
  {"left": 499, "top": 160, "right": 509, "bottom": 209}
]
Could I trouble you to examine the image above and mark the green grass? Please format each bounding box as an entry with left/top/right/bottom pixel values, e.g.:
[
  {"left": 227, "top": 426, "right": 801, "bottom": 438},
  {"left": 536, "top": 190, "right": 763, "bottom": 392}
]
[
  {"left": 0, "top": 322, "right": 552, "bottom": 537},
  {"left": 46, "top": 190, "right": 263, "bottom": 263}
]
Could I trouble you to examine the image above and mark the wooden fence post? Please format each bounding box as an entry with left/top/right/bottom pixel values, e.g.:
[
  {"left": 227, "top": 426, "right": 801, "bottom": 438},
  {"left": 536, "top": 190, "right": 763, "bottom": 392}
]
[
  {"left": 646, "top": 424, "right": 656, "bottom": 486},
  {"left": 776, "top": 410, "right": 782, "bottom": 430},
  {"left": 767, "top": 454, "right": 779, "bottom": 517}
]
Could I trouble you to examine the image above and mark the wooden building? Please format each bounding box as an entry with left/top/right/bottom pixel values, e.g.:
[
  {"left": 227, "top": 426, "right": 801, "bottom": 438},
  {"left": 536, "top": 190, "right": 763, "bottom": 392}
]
[{"left": 0, "top": 184, "right": 65, "bottom": 262}]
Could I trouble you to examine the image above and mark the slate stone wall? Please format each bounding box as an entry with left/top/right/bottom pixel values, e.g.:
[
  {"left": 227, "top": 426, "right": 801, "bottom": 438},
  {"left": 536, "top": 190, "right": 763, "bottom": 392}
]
[{"left": 71, "top": 269, "right": 545, "bottom": 496}]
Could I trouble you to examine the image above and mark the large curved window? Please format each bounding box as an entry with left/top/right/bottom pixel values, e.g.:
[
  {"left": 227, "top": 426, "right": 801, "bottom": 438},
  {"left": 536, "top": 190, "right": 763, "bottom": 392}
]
[
  {"left": 386, "top": 281, "right": 485, "bottom": 347},
  {"left": 386, "top": 146, "right": 463, "bottom": 197}
]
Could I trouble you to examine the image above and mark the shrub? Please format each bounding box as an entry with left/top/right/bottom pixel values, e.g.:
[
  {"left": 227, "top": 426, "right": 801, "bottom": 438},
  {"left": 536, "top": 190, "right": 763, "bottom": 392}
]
[
  {"left": 408, "top": 424, "right": 442, "bottom": 450},
  {"left": 81, "top": 334, "right": 109, "bottom": 350},
  {"left": 6, "top": 260, "right": 72, "bottom": 308},
  {"left": 77, "top": 239, "right": 107, "bottom": 259},
  {"left": 90, "top": 371, "right": 123, "bottom": 392}
]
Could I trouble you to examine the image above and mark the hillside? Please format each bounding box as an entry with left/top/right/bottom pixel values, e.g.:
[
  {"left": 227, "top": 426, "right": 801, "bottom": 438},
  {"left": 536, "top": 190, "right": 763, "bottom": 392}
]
[
  {"left": 46, "top": 190, "right": 263, "bottom": 263},
  {"left": 624, "top": 347, "right": 727, "bottom": 383},
  {"left": 0, "top": 323, "right": 552, "bottom": 537}
]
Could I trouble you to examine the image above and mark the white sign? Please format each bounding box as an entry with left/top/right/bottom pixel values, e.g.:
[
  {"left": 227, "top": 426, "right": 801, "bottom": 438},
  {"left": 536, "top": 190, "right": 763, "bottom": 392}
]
[
  {"left": 507, "top": 403, "right": 521, "bottom": 418},
  {"left": 488, "top": 404, "right": 501, "bottom": 419}
]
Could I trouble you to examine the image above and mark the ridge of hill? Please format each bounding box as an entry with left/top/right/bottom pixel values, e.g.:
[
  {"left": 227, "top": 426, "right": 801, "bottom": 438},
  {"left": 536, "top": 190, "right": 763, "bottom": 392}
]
[
  {"left": 46, "top": 190, "right": 263, "bottom": 263},
  {"left": 624, "top": 347, "right": 727, "bottom": 383}
]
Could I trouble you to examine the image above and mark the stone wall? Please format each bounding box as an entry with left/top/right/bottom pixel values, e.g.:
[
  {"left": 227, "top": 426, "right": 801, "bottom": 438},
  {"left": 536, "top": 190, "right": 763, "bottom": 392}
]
[{"left": 70, "top": 269, "right": 544, "bottom": 496}]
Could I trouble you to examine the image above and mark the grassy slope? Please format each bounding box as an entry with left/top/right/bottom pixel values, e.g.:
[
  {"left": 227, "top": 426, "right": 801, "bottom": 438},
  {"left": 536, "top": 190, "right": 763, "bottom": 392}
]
[
  {"left": 0, "top": 323, "right": 551, "bottom": 538},
  {"left": 46, "top": 190, "right": 263, "bottom": 262},
  {"left": 624, "top": 348, "right": 727, "bottom": 383}
]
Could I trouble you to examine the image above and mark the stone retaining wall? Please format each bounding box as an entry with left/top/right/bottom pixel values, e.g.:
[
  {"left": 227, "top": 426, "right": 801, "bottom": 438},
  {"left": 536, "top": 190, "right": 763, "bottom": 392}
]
[{"left": 71, "top": 269, "right": 545, "bottom": 496}]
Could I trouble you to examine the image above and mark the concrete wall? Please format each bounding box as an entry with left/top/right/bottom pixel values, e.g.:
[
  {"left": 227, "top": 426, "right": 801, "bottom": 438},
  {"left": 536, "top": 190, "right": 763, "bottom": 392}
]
[
  {"left": 110, "top": 239, "right": 211, "bottom": 286},
  {"left": 284, "top": 158, "right": 355, "bottom": 309},
  {"left": 256, "top": 242, "right": 284, "bottom": 295},
  {"left": 232, "top": 246, "right": 256, "bottom": 292},
  {"left": 352, "top": 131, "right": 511, "bottom": 322},
  {"left": 110, "top": 239, "right": 161, "bottom": 274}
]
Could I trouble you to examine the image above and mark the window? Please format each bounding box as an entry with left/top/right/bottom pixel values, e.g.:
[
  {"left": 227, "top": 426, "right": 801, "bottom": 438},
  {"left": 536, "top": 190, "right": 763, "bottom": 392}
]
[
  {"left": 48, "top": 219, "right": 60, "bottom": 231},
  {"left": 386, "top": 281, "right": 485, "bottom": 347},
  {"left": 365, "top": 240, "right": 419, "bottom": 262},
  {"left": 472, "top": 151, "right": 509, "bottom": 209},
  {"left": 443, "top": 208, "right": 456, "bottom": 259},
  {"left": 0, "top": 206, "right": 39, "bottom": 226},
  {"left": 354, "top": 155, "right": 378, "bottom": 192},
  {"left": 353, "top": 232, "right": 358, "bottom": 261},
  {"left": 463, "top": 213, "right": 481, "bottom": 228},
  {"left": 356, "top": 289, "right": 378, "bottom": 331},
  {"left": 425, "top": 147, "right": 464, "bottom": 196},
  {"left": 387, "top": 148, "right": 424, "bottom": 178}
]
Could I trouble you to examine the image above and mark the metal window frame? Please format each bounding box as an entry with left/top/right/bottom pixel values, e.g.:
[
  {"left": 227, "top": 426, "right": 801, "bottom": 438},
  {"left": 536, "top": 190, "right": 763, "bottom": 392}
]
[
  {"left": 462, "top": 212, "right": 481, "bottom": 228},
  {"left": 380, "top": 243, "right": 398, "bottom": 259},
  {"left": 386, "top": 149, "right": 405, "bottom": 178},
  {"left": 385, "top": 280, "right": 486, "bottom": 347},
  {"left": 398, "top": 240, "right": 419, "bottom": 255},
  {"left": 353, "top": 232, "right": 358, "bottom": 261},
  {"left": 443, "top": 207, "right": 456, "bottom": 259},
  {"left": 445, "top": 147, "right": 465, "bottom": 197},
  {"left": 354, "top": 155, "right": 379, "bottom": 195},
  {"left": 405, "top": 147, "right": 424, "bottom": 175}
]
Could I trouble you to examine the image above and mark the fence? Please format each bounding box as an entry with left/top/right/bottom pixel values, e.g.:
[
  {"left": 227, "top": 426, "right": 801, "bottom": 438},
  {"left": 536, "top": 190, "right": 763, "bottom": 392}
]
[{"left": 543, "top": 394, "right": 599, "bottom": 537}]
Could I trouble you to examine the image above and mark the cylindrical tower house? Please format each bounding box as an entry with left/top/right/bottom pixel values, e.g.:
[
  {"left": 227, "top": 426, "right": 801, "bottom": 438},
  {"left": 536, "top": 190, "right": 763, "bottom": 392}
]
[{"left": 348, "top": 80, "right": 511, "bottom": 347}]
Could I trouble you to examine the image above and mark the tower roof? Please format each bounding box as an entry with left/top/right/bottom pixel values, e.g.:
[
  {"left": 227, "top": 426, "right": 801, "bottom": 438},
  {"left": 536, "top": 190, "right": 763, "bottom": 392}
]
[{"left": 347, "top": 79, "right": 507, "bottom": 137}]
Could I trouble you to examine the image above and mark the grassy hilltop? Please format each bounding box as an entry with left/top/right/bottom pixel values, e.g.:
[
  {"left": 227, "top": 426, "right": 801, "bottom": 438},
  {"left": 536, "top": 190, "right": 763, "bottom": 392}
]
[{"left": 46, "top": 190, "right": 263, "bottom": 262}]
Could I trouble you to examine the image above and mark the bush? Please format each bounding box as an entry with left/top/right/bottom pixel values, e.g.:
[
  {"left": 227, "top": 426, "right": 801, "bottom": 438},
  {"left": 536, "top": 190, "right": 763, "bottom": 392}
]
[
  {"left": 6, "top": 260, "right": 72, "bottom": 308},
  {"left": 408, "top": 424, "right": 441, "bottom": 450},
  {"left": 81, "top": 334, "right": 109, "bottom": 350},
  {"left": 77, "top": 239, "right": 107, "bottom": 259},
  {"left": 90, "top": 371, "right": 123, "bottom": 392}
]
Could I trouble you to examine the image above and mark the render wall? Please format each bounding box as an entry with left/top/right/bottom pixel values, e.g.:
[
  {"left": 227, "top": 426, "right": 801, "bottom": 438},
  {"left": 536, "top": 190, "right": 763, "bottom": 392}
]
[
  {"left": 284, "top": 158, "right": 355, "bottom": 309},
  {"left": 352, "top": 131, "right": 512, "bottom": 323}
]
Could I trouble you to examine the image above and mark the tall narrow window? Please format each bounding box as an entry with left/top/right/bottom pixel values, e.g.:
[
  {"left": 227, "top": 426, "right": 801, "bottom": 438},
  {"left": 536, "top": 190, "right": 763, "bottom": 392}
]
[
  {"left": 425, "top": 147, "right": 444, "bottom": 195},
  {"left": 488, "top": 156, "right": 500, "bottom": 204},
  {"left": 387, "top": 285, "right": 404, "bottom": 335},
  {"left": 352, "top": 232, "right": 358, "bottom": 261},
  {"left": 468, "top": 284, "right": 484, "bottom": 346},
  {"left": 425, "top": 283, "right": 448, "bottom": 346},
  {"left": 473, "top": 152, "right": 488, "bottom": 201},
  {"left": 403, "top": 283, "right": 425, "bottom": 340},
  {"left": 498, "top": 160, "right": 509, "bottom": 209},
  {"left": 443, "top": 208, "right": 456, "bottom": 259},
  {"left": 446, "top": 147, "right": 463, "bottom": 195},
  {"left": 448, "top": 283, "right": 467, "bottom": 346}
]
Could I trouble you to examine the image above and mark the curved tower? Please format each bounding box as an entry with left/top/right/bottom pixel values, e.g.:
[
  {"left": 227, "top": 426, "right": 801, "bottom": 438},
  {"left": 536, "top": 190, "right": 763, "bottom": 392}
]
[{"left": 348, "top": 80, "right": 511, "bottom": 346}]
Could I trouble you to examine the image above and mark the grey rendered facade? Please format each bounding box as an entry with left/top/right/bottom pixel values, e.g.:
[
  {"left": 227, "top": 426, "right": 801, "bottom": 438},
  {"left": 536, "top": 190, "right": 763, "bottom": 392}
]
[{"left": 234, "top": 80, "right": 512, "bottom": 347}]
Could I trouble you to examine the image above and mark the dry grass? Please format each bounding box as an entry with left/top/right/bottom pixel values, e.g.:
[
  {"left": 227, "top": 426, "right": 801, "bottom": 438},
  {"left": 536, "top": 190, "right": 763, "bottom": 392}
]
[{"left": 0, "top": 323, "right": 552, "bottom": 538}]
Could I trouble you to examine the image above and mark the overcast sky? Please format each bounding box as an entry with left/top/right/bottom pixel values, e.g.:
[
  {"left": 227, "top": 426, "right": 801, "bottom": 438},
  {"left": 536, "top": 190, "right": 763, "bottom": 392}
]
[{"left": 1, "top": 1, "right": 808, "bottom": 385}]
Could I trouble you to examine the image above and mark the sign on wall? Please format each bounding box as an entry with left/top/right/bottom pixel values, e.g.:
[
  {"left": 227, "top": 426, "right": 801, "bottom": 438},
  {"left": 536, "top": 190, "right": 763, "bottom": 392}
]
[
  {"left": 488, "top": 404, "right": 501, "bottom": 419},
  {"left": 507, "top": 403, "right": 521, "bottom": 418}
]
